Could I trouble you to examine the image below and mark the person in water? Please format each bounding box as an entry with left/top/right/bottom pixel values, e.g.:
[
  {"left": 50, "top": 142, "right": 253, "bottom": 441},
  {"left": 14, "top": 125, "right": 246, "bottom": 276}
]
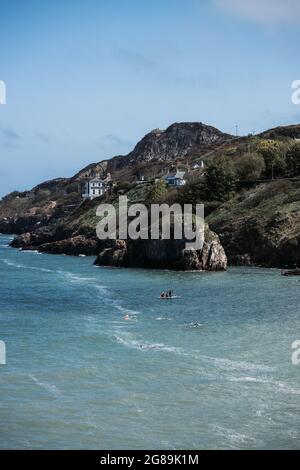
[{"left": 160, "top": 290, "right": 173, "bottom": 298}]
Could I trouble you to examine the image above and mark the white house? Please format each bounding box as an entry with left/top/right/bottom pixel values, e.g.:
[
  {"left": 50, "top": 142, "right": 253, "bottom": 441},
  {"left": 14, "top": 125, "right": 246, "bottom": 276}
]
[
  {"left": 82, "top": 178, "right": 108, "bottom": 199},
  {"left": 164, "top": 171, "right": 186, "bottom": 187}
]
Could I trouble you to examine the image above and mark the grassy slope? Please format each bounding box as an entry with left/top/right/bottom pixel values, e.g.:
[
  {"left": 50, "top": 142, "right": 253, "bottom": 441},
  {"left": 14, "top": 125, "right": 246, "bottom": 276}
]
[{"left": 207, "top": 179, "right": 300, "bottom": 266}]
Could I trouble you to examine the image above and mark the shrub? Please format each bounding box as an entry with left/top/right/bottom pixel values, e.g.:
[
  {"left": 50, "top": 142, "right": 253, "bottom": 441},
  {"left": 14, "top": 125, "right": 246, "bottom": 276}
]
[
  {"left": 256, "top": 140, "right": 286, "bottom": 178},
  {"left": 286, "top": 143, "right": 300, "bottom": 177},
  {"left": 235, "top": 152, "right": 266, "bottom": 182}
]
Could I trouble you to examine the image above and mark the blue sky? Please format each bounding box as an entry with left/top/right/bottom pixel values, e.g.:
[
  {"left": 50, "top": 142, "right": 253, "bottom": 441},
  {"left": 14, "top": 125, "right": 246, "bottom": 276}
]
[{"left": 0, "top": 0, "right": 300, "bottom": 196}]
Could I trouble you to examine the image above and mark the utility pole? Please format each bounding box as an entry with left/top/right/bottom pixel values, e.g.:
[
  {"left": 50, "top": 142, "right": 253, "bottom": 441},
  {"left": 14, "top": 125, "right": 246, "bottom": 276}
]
[{"left": 235, "top": 125, "right": 238, "bottom": 137}]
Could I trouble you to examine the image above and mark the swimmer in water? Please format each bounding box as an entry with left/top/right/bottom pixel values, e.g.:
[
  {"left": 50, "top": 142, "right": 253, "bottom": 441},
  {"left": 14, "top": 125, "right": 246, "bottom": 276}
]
[{"left": 123, "top": 314, "right": 130, "bottom": 320}]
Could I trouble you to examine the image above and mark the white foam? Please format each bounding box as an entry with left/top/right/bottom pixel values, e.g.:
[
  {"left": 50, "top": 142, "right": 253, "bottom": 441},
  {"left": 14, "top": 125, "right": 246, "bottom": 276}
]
[
  {"left": 113, "top": 331, "right": 183, "bottom": 354},
  {"left": 202, "top": 355, "right": 275, "bottom": 373},
  {"left": 29, "top": 374, "right": 60, "bottom": 397},
  {"left": 1, "top": 258, "right": 53, "bottom": 272}
]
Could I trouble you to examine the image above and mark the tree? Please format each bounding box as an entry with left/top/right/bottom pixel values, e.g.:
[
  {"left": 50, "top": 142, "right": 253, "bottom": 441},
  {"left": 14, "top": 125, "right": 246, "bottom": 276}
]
[
  {"left": 177, "top": 177, "right": 207, "bottom": 205},
  {"left": 206, "top": 157, "right": 237, "bottom": 201},
  {"left": 286, "top": 143, "right": 300, "bottom": 177},
  {"left": 256, "top": 140, "right": 286, "bottom": 179},
  {"left": 235, "top": 152, "right": 266, "bottom": 182},
  {"left": 146, "top": 180, "right": 168, "bottom": 204}
]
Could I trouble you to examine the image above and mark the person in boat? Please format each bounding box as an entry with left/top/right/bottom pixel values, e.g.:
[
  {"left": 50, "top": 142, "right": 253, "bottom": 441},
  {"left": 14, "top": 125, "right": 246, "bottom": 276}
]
[
  {"left": 160, "top": 291, "right": 165, "bottom": 298},
  {"left": 168, "top": 290, "right": 172, "bottom": 298}
]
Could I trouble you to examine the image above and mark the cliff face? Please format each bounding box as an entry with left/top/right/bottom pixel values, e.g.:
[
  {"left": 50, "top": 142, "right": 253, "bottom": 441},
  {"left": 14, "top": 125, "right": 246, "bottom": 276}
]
[
  {"left": 207, "top": 180, "right": 300, "bottom": 268},
  {"left": 94, "top": 227, "right": 227, "bottom": 271}
]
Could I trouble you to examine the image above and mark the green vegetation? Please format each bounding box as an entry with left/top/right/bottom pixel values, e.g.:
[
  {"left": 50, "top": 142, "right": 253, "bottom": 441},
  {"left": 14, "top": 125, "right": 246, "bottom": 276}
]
[
  {"left": 206, "top": 156, "right": 237, "bottom": 201},
  {"left": 286, "top": 143, "right": 300, "bottom": 177},
  {"left": 234, "top": 152, "right": 265, "bottom": 182},
  {"left": 146, "top": 180, "right": 169, "bottom": 204},
  {"left": 256, "top": 139, "right": 286, "bottom": 178}
]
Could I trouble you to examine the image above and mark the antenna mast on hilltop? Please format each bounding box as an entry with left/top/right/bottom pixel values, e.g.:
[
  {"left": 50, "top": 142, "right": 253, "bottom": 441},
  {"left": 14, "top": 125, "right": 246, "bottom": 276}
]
[{"left": 235, "top": 125, "right": 239, "bottom": 137}]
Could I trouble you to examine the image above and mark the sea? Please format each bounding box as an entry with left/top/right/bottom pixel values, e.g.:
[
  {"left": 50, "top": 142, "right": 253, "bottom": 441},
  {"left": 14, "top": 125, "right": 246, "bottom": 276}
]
[{"left": 0, "top": 233, "right": 300, "bottom": 449}]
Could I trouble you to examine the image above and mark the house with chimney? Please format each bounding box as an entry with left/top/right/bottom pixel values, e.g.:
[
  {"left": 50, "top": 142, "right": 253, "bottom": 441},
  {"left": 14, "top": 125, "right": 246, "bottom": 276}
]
[{"left": 82, "top": 173, "right": 111, "bottom": 200}]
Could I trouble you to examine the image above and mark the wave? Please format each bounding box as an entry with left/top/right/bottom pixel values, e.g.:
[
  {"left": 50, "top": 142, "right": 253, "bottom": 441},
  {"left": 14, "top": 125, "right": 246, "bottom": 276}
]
[
  {"left": 1, "top": 258, "right": 53, "bottom": 272},
  {"left": 209, "top": 424, "right": 257, "bottom": 447},
  {"left": 29, "top": 374, "right": 60, "bottom": 397},
  {"left": 113, "top": 331, "right": 184, "bottom": 354},
  {"left": 57, "top": 270, "right": 98, "bottom": 284},
  {"left": 2, "top": 259, "right": 24, "bottom": 269},
  {"left": 223, "top": 373, "right": 300, "bottom": 396},
  {"left": 112, "top": 330, "right": 277, "bottom": 385},
  {"left": 201, "top": 355, "right": 275, "bottom": 373},
  {"left": 56, "top": 269, "right": 141, "bottom": 316},
  {"left": 113, "top": 331, "right": 183, "bottom": 354},
  {"left": 2, "top": 256, "right": 140, "bottom": 318}
]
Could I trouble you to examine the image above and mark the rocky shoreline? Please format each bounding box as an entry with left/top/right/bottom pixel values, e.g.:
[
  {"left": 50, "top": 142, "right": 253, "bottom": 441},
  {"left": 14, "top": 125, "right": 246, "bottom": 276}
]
[{"left": 9, "top": 225, "right": 227, "bottom": 272}]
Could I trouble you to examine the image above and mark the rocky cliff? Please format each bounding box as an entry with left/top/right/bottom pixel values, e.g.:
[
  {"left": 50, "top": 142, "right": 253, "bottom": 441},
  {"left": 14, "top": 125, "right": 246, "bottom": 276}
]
[
  {"left": 94, "top": 226, "right": 227, "bottom": 271},
  {"left": 11, "top": 202, "right": 227, "bottom": 271}
]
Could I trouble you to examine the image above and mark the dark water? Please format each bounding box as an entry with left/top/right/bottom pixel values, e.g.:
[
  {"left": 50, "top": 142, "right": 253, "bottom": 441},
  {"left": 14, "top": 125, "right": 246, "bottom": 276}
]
[{"left": 0, "top": 233, "right": 300, "bottom": 449}]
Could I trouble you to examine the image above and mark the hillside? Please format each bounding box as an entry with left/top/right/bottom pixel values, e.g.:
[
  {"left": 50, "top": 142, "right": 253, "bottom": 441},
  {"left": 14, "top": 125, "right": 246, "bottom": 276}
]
[
  {"left": 0, "top": 122, "right": 232, "bottom": 235},
  {"left": 207, "top": 179, "right": 300, "bottom": 268},
  {"left": 1, "top": 121, "right": 300, "bottom": 269}
]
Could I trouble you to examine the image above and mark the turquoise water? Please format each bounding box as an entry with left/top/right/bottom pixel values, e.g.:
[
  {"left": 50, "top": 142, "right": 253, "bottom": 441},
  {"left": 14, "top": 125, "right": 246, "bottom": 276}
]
[{"left": 0, "top": 233, "right": 300, "bottom": 449}]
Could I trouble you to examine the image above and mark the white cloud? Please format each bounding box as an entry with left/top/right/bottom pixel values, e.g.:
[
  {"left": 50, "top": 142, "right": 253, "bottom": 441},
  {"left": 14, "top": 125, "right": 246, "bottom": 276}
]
[{"left": 215, "top": 0, "right": 300, "bottom": 25}]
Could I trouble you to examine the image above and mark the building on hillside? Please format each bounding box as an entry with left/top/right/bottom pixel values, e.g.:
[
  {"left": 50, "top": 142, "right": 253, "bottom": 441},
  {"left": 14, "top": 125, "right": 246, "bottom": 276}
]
[
  {"left": 164, "top": 170, "right": 186, "bottom": 187},
  {"left": 82, "top": 176, "right": 110, "bottom": 199},
  {"left": 192, "top": 161, "right": 205, "bottom": 170},
  {"left": 136, "top": 175, "right": 149, "bottom": 184}
]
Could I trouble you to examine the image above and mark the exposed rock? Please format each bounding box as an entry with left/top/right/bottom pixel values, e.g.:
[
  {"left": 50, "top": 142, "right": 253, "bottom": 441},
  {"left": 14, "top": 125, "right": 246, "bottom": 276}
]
[
  {"left": 94, "top": 229, "right": 227, "bottom": 271},
  {"left": 39, "top": 235, "right": 100, "bottom": 256},
  {"left": 75, "top": 122, "right": 233, "bottom": 178}
]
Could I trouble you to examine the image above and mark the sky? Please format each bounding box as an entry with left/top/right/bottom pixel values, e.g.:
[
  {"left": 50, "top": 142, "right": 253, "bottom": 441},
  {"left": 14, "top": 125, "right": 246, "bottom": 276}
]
[{"left": 0, "top": 0, "right": 300, "bottom": 196}]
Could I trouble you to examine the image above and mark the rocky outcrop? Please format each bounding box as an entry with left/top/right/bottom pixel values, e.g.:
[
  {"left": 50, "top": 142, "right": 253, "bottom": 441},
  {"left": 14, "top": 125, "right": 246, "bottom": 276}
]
[
  {"left": 75, "top": 122, "right": 233, "bottom": 178},
  {"left": 122, "top": 122, "right": 232, "bottom": 165},
  {"left": 38, "top": 235, "right": 101, "bottom": 256},
  {"left": 94, "top": 228, "right": 227, "bottom": 271}
]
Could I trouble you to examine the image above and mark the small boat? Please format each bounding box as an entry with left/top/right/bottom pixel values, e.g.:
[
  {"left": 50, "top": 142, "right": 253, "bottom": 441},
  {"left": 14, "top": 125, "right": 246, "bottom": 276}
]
[
  {"left": 159, "top": 295, "right": 180, "bottom": 300},
  {"left": 281, "top": 269, "right": 300, "bottom": 276}
]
